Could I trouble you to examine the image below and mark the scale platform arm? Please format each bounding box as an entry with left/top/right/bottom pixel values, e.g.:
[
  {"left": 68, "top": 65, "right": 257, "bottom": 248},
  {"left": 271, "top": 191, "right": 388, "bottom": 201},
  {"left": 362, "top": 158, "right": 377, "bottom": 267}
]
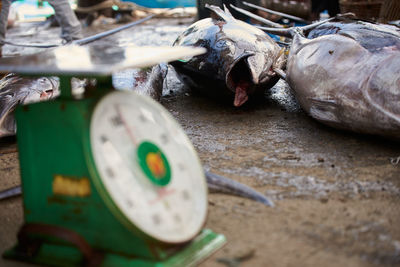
[{"left": 0, "top": 44, "right": 206, "bottom": 97}]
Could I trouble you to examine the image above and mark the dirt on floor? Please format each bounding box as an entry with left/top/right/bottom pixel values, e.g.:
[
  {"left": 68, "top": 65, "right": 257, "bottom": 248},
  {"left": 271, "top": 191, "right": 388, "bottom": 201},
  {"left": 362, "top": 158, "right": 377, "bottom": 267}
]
[{"left": 0, "top": 15, "right": 399, "bottom": 267}]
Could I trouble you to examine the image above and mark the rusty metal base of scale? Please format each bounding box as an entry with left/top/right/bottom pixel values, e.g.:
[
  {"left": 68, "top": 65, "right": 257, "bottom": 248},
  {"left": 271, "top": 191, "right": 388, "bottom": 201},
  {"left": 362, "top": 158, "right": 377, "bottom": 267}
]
[{"left": 3, "top": 223, "right": 226, "bottom": 267}]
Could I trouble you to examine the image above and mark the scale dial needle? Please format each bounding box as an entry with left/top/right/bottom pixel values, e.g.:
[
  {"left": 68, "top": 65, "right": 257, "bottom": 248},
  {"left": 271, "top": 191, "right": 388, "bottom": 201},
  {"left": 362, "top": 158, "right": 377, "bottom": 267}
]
[{"left": 115, "top": 104, "right": 137, "bottom": 145}]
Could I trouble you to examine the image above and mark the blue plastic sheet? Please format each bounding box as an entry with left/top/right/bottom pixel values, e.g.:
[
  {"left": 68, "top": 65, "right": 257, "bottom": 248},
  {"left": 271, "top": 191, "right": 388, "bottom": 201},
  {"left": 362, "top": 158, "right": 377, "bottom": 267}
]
[{"left": 122, "top": 0, "right": 196, "bottom": 8}]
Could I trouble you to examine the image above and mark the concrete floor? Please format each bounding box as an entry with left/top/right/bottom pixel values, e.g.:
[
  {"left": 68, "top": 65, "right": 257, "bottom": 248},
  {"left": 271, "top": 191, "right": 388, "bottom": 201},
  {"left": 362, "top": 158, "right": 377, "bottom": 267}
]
[{"left": 0, "top": 15, "right": 399, "bottom": 267}]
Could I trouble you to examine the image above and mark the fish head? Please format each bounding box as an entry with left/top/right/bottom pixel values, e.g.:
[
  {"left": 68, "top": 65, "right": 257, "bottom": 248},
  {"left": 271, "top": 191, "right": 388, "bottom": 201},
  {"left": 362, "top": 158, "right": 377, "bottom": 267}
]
[
  {"left": 225, "top": 52, "right": 260, "bottom": 107},
  {"left": 0, "top": 75, "right": 60, "bottom": 137},
  {"left": 22, "top": 77, "right": 60, "bottom": 103},
  {"left": 171, "top": 6, "right": 284, "bottom": 107},
  {"left": 211, "top": 18, "right": 284, "bottom": 107},
  {"left": 224, "top": 42, "right": 283, "bottom": 107}
]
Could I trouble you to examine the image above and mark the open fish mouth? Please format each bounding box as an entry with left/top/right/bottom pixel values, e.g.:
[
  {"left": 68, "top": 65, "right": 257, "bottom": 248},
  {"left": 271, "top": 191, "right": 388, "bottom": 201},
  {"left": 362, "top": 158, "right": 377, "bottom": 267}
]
[{"left": 226, "top": 54, "right": 260, "bottom": 107}]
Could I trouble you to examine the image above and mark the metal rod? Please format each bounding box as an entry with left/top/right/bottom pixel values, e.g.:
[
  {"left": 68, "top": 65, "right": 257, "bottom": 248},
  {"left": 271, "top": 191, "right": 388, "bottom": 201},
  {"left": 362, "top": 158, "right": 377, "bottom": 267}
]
[
  {"left": 256, "top": 16, "right": 337, "bottom": 38},
  {"left": 255, "top": 25, "right": 293, "bottom": 37},
  {"left": 242, "top": 1, "right": 309, "bottom": 24},
  {"left": 229, "top": 4, "right": 284, "bottom": 28},
  {"left": 73, "top": 13, "right": 157, "bottom": 46},
  {"left": 1, "top": 40, "right": 59, "bottom": 48},
  {"left": 2, "top": 13, "right": 158, "bottom": 49}
]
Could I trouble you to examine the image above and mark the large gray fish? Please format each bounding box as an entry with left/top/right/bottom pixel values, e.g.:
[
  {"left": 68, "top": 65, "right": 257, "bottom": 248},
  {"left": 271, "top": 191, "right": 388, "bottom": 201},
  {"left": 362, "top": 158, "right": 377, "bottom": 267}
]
[
  {"left": 234, "top": 5, "right": 400, "bottom": 138},
  {"left": 170, "top": 5, "right": 285, "bottom": 107},
  {"left": 285, "top": 18, "right": 400, "bottom": 138},
  {"left": 0, "top": 74, "right": 59, "bottom": 137}
]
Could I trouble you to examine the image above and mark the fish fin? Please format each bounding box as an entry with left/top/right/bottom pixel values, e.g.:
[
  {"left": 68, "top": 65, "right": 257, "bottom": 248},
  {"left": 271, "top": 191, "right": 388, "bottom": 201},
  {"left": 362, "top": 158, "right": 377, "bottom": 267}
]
[
  {"left": 290, "top": 32, "right": 311, "bottom": 53},
  {"left": 0, "top": 103, "right": 17, "bottom": 137},
  {"left": 273, "top": 68, "right": 286, "bottom": 80},
  {"left": 245, "top": 53, "right": 264, "bottom": 84},
  {"left": 0, "top": 81, "right": 23, "bottom": 137},
  {"left": 147, "top": 63, "right": 168, "bottom": 101},
  {"left": 205, "top": 4, "right": 234, "bottom": 22},
  {"left": 308, "top": 98, "right": 341, "bottom": 124},
  {"left": 271, "top": 48, "right": 287, "bottom": 80},
  {"left": 205, "top": 171, "right": 274, "bottom": 207},
  {"left": 223, "top": 4, "right": 233, "bottom": 17}
]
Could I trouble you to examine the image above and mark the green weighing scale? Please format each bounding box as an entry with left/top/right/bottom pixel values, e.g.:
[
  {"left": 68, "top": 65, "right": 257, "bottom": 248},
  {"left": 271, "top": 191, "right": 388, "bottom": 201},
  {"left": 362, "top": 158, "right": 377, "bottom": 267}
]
[{"left": 0, "top": 44, "right": 226, "bottom": 266}]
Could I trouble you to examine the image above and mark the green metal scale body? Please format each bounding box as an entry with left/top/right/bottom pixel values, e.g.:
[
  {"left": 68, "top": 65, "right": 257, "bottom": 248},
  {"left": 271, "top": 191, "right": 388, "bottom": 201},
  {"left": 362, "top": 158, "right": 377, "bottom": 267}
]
[{"left": 0, "top": 45, "right": 225, "bottom": 266}]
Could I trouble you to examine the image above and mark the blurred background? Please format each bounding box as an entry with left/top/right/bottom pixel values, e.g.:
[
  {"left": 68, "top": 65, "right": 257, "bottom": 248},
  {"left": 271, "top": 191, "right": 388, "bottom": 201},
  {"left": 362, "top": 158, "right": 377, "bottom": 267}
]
[{"left": 7, "top": 0, "right": 399, "bottom": 26}]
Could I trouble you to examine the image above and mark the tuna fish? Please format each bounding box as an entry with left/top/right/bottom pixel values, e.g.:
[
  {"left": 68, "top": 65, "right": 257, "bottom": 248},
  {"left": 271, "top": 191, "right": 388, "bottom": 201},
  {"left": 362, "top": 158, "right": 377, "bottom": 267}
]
[
  {"left": 170, "top": 5, "right": 285, "bottom": 107},
  {"left": 285, "top": 19, "right": 400, "bottom": 138},
  {"left": 234, "top": 4, "right": 400, "bottom": 138},
  {"left": 0, "top": 74, "right": 59, "bottom": 137}
]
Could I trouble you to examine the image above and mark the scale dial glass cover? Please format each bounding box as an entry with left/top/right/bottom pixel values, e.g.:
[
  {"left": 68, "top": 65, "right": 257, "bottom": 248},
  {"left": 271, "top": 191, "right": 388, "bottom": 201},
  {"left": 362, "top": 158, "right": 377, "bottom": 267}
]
[{"left": 90, "top": 91, "right": 208, "bottom": 243}]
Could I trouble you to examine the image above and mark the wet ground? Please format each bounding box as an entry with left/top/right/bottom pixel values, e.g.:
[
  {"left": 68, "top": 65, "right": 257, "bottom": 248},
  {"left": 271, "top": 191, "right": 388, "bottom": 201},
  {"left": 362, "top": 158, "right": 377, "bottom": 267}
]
[{"left": 0, "top": 15, "right": 399, "bottom": 267}]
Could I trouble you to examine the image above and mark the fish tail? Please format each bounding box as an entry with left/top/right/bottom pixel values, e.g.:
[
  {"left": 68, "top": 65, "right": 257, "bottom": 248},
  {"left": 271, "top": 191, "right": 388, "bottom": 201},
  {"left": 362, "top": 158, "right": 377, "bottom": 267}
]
[
  {"left": 146, "top": 64, "right": 168, "bottom": 101},
  {"left": 222, "top": 4, "right": 233, "bottom": 17},
  {"left": 0, "top": 100, "right": 18, "bottom": 137},
  {"left": 205, "top": 4, "right": 234, "bottom": 22}
]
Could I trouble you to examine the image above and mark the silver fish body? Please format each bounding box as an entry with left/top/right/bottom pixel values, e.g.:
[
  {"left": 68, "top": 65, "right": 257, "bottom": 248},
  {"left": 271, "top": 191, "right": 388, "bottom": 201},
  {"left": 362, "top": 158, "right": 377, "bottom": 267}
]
[
  {"left": 286, "top": 19, "right": 400, "bottom": 138},
  {"left": 0, "top": 74, "right": 59, "bottom": 137},
  {"left": 233, "top": 3, "right": 400, "bottom": 138},
  {"left": 171, "top": 5, "right": 285, "bottom": 107}
]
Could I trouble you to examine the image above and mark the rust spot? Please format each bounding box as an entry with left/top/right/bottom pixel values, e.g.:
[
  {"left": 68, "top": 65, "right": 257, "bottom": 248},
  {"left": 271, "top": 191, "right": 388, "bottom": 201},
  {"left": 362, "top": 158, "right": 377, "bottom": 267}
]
[
  {"left": 61, "top": 214, "right": 87, "bottom": 223},
  {"left": 72, "top": 207, "right": 82, "bottom": 215},
  {"left": 60, "top": 103, "right": 66, "bottom": 111},
  {"left": 329, "top": 50, "right": 334, "bottom": 55},
  {"left": 23, "top": 106, "right": 29, "bottom": 112},
  {"left": 47, "top": 195, "right": 68, "bottom": 205}
]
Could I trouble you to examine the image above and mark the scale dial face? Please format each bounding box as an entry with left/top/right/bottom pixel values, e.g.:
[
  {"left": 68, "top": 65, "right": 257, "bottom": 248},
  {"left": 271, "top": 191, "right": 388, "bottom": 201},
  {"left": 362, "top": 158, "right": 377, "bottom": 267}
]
[{"left": 90, "top": 91, "right": 208, "bottom": 244}]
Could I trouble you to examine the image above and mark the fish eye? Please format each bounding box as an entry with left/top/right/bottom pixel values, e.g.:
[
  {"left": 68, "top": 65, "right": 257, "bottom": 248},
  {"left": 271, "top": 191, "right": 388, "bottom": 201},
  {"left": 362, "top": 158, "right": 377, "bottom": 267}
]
[
  {"left": 215, "top": 39, "right": 227, "bottom": 48},
  {"left": 215, "top": 39, "right": 235, "bottom": 53}
]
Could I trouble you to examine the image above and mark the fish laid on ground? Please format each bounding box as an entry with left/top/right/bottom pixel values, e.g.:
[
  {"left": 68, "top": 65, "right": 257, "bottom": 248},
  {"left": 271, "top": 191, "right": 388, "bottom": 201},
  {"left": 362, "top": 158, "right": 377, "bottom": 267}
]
[
  {"left": 131, "top": 63, "right": 168, "bottom": 101},
  {"left": 170, "top": 4, "right": 285, "bottom": 107},
  {"left": 277, "top": 18, "right": 400, "bottom": 138},
  {"left": 0, "top": 74, "right": 59, "bottom": 137},
  {"left": 235, "top": 4, "right": 400, "bottom": 138}
]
